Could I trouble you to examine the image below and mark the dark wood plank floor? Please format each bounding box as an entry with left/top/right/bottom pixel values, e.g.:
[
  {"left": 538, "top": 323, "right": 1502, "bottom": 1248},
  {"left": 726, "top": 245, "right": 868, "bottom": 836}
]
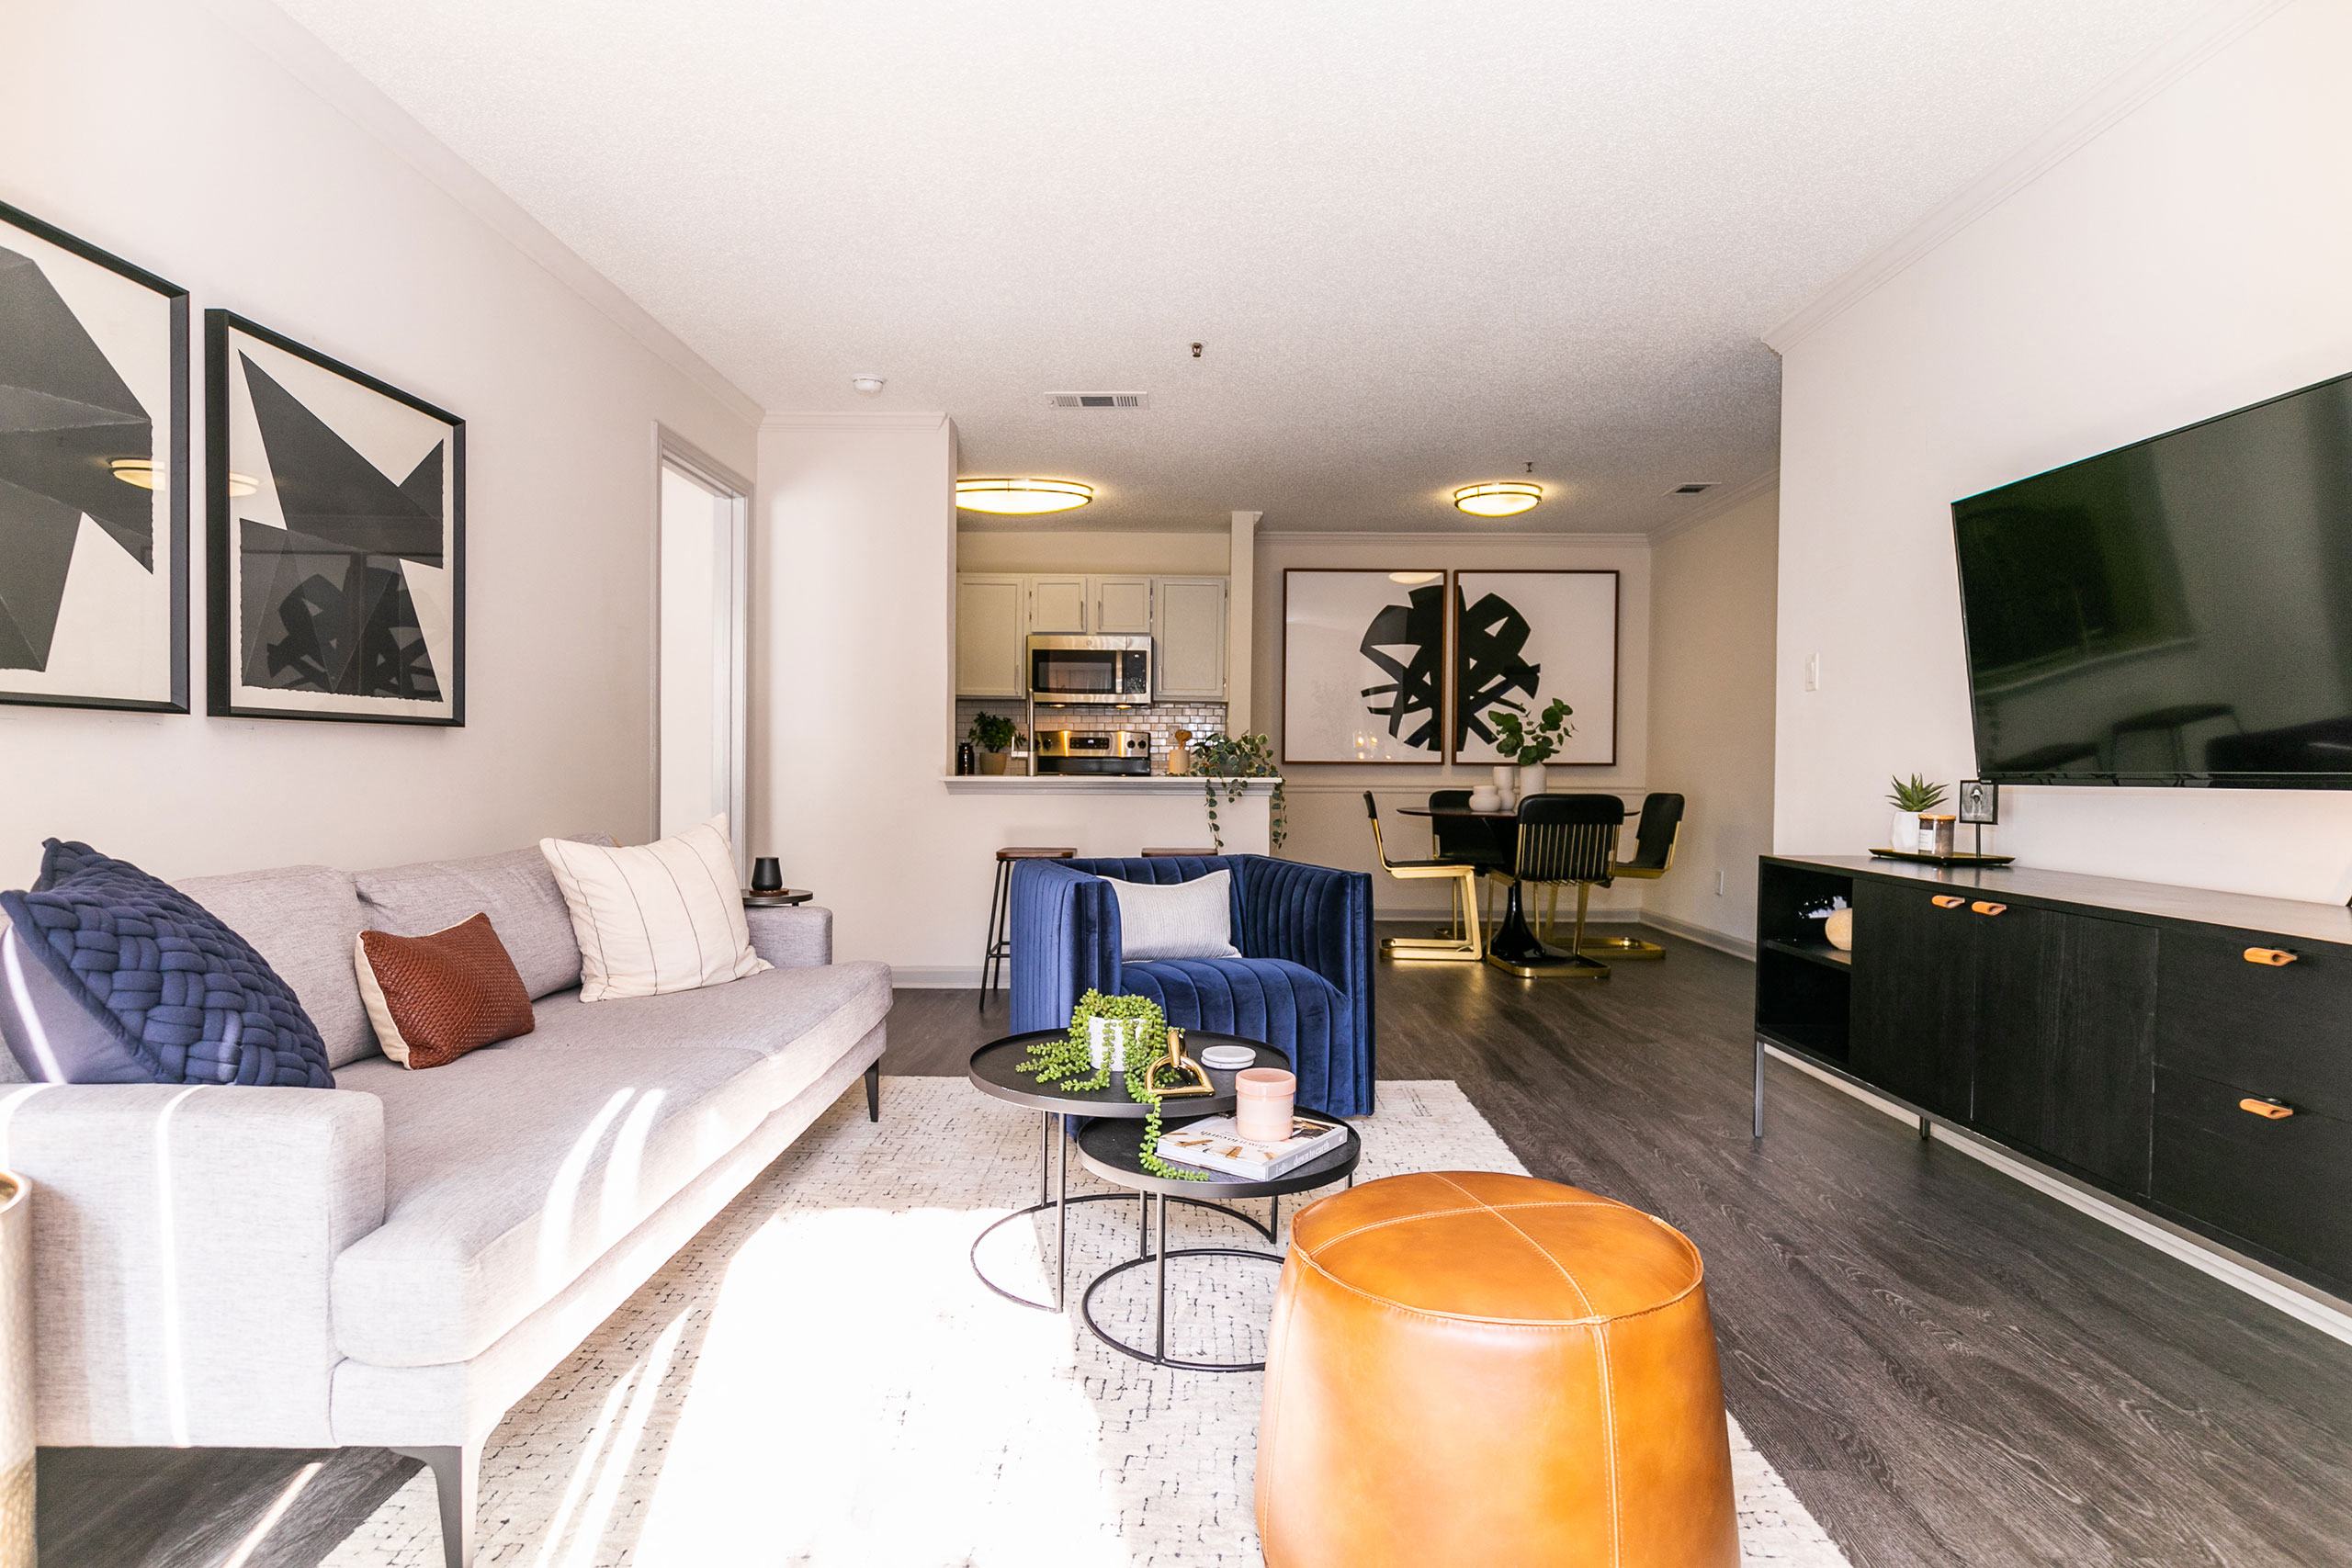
[{"left": 42, "top": 928, "right": 2352, "bottom": 1565}]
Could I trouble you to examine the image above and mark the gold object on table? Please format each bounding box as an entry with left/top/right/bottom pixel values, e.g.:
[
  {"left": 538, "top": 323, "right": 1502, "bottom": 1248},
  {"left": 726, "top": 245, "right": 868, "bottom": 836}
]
[{"left": 1151, "top": 1026, "right": 1215, "bottom": 1098}]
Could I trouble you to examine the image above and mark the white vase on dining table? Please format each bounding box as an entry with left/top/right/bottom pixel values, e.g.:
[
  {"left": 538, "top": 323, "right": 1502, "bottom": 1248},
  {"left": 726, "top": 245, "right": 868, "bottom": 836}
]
[
  {"left": 1519, "top": 762, "right": 1549, "bottom": 800},
  {"left": 1490, "top": 765, "right": 1518, "bottom": 807}
]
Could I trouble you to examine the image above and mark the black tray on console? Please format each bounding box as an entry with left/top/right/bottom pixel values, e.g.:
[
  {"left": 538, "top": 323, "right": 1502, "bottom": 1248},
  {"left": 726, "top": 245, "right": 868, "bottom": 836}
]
[{"left": 1867, "top": 847, "right": 2016, "bottom": 867}]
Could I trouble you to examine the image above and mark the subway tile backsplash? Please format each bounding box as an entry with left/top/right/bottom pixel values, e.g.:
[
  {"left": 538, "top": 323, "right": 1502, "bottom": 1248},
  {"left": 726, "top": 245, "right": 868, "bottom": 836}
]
[{"left": 956, "top": 698, "right": 1230, "bottom": 774}]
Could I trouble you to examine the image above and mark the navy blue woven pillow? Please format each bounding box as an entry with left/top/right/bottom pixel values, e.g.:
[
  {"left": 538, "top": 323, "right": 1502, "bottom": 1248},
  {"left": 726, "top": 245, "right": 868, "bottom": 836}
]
[{"left": 0, "top": 840, "right": 333, "bottom": 1087}]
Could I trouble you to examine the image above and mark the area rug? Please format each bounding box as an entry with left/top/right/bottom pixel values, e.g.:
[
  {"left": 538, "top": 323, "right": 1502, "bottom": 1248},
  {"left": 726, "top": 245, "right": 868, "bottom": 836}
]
[{"left": 325, "top": 1077, "right": 1848, "bottom": 1566}]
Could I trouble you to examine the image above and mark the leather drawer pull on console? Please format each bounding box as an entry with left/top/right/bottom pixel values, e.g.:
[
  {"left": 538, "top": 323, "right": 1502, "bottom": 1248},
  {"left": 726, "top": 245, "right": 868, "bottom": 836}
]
[
  {"left": 2244, "top": 947, "right": 2299, "bottom": 966},
  {"left": 2239, "top": 1097, "right": 2297, "bottom": 1120},
  {"left": 1929, "top": 895, "right": 1966, "bottom": 909},
  {"left": 1970, "top": 901, "right": 2007, "bottom": 917}
]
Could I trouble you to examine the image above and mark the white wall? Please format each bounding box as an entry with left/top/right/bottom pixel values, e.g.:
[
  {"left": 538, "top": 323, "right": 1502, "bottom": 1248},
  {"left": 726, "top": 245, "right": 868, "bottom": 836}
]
[
  {"left": 1645, "top": 486, "right": 1778, "bottom": 949},
  {"left": 752, "top": 415, "right": 1267, "bottom": 979},
  {"left": 954, "top": 528, "right": 1229, "bottom": 576},
  {"left": 0, "top": 0, "right": 757, "bottom": 886},
  {"left": 1774, "top": 0, "right": 2352, "bottom": 904},
  {"left": 1251, "top": 532, "right": 1654, "bottom": 919}
]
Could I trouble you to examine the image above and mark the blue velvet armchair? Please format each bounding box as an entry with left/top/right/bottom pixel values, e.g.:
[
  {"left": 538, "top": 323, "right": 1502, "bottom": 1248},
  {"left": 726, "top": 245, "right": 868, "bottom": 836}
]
[{"left": 1008, "top": 855, "right": 1377, "bottom": 1116}]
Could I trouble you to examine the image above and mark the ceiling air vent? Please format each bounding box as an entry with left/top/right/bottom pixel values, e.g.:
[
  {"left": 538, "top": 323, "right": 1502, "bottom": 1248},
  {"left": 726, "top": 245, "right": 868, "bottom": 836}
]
[
  {"left": 1668, "top": 482, "right": 1718, "bottom": 495},
  {"left": 1046, "top": 391, "right": 1150, "bottom": 410}
]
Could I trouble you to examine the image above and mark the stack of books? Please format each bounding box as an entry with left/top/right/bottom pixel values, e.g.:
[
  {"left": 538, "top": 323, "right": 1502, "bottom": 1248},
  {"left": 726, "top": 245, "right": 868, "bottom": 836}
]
[{"left": 1154, "top": 1113, "right": 1349, "bottom": 1179}]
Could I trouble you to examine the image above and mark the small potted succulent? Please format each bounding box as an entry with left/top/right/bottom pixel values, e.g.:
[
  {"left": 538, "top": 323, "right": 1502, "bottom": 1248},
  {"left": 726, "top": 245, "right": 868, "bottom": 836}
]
[
  {"left": 1490, "top": 698, "right": 1575, "bottom": 799},
  {"left": 1887, "top": 773, "right": 1947, "bottom": 852},
  {"left": 967, "top": 711, "right": 1017, "bottom": 775}
]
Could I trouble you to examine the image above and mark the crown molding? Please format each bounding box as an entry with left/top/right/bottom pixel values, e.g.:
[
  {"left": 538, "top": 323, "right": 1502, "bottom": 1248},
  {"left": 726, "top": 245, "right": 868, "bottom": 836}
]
[
  {"left": 1254, "top": 529, "right": 1654, "bottom": 548},
  {"left": 1762, "top": 0, "right": 2297, "bottom": 356},
  {"left": 1646, "top": 469, "right": 1780, "bottom": 544},
  {"left": 200, "top": 0, "right": 763, "bottom": 426},
  {"left": 759, "top": 411, "right": 952, "bottom": 432}
]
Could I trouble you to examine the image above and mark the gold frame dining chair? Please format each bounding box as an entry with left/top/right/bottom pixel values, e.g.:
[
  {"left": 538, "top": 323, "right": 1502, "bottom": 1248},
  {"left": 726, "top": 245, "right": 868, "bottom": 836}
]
[
  {"left": 1494, "top": 795, "right": 1623, "bottom": 981},
  {"left": 1575, "top": 792, "right": 1684, "bottom": 960},
  {"left": 1364, "top": 792, "right": 1483, "bottom": 962}
]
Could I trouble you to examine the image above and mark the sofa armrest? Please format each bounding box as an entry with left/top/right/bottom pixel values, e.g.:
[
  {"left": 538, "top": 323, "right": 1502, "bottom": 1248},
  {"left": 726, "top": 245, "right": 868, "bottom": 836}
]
[
  {"left": 0, "top": 1082, "right": 385, "bottom": 1447},
  {"left": 1008, "top": 861, "right": 1121, "bottom": 1034},
  {"left": 746, "top": 904, "right": 832, "bottom": 968}
]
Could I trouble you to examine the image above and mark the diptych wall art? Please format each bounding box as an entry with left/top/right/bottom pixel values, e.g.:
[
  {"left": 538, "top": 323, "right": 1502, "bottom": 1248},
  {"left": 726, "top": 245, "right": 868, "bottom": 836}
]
[
  {"left": 0, "top": 202, "right": 187, "bottom": 712},
  {"left": 1281, "top": 569, "right": 1447, "bottom": 763},
  {"left": 1451, "top": 570, "right": 1619, "bottom": 765},
  {"left": 206, "top": 310, "right": 464, "bottom": 725}
]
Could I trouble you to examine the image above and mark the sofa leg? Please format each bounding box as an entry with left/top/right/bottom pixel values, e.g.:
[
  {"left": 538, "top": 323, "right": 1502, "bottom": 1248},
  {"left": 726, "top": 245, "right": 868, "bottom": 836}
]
[
  {"left": 865, "top": 1060, "right": 881, "bottom": 1122},
  {"left": 392, "top": 1444, "right": 479, "bottom": 1568}
]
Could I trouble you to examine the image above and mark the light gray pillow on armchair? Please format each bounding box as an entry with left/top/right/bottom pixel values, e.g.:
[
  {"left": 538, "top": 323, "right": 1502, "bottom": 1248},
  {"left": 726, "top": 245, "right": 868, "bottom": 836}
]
[{"left": 1109, "top": 870, "right": 1241, "bottom": 961}]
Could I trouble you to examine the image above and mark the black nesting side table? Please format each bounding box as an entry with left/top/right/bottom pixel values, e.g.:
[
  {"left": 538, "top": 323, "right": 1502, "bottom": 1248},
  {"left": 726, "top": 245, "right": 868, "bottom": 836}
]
[
  {"left": 965, "top": 1032, "right": 1289, "bottom": 1313},
  {"left": 1075, "top": 1110, "right": 1360, "bottom": 1372}
]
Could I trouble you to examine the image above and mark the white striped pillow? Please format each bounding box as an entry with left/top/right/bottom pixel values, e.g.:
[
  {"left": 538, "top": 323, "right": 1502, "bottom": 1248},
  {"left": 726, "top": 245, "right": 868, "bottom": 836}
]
[{"left": 538, "top": 818, "right": 771, "bottom": 1002}]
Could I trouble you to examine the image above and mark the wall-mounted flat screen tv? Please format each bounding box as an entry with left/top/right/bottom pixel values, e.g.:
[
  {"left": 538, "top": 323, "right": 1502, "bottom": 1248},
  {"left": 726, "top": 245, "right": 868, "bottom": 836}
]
[{"left": 1952, "top": 370, "right": 2352, "bottom": 786}]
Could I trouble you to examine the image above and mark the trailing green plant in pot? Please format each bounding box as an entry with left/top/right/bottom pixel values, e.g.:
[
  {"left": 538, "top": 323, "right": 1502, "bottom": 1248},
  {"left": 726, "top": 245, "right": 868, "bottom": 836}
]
[
  {"left": 1191, "top": 731, "right": 1286, "bottom": 853},
  {"left": 1886, "top": 773, "right": 1947, "bottom": 852},
  {"left": 1490, "top": 698, "right": 1574, "bottom": 799},
  {"left": 967, "top": 711, "right": 1017, "bottom": 775},
  {"left": 1015, "top": 989, "right": 1209, "bottom": 1179}
]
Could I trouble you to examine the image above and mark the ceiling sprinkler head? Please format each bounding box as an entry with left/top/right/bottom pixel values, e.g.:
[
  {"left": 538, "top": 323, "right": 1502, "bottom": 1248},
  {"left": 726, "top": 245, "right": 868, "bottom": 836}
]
[{"left": 850, "top": 375, "right": 887, "bottom": 397}]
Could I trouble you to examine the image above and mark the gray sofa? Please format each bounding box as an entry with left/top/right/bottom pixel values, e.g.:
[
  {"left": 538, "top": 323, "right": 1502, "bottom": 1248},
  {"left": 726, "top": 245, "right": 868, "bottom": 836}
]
[{"left": 0, "top": 840, "right": 890, "bottom": 1568}]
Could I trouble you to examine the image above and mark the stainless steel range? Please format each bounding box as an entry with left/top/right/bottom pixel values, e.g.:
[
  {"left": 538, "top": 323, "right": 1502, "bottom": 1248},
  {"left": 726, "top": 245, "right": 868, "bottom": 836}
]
[{"left": 1033, "top": 729, "right": 1151, "bottom": 775}]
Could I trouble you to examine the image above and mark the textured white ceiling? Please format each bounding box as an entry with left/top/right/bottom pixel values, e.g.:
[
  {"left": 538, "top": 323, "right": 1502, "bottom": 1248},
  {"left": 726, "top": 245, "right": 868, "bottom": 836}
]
[{"left": 273, "top": 0, "right": 2211, "bottom": 533}]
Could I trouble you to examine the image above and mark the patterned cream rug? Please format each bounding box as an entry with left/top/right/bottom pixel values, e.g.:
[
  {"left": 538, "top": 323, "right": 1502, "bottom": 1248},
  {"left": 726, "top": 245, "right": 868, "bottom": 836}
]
[{"left": 327, "top": 1077, "right": 1849, "bottom": 1566}]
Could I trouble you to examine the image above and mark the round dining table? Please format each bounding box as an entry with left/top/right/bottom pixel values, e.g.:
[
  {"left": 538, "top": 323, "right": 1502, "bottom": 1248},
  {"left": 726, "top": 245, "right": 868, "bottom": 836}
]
[{"left": 1397, "top": 798, "right": 1622, "bottom": 973}]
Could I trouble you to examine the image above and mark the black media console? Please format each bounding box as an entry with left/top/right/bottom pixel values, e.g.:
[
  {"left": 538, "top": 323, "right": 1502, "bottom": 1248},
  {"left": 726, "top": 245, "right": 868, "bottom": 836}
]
[{"left": 1756, "top": 854, "right": 2352, "bottom": 1300}]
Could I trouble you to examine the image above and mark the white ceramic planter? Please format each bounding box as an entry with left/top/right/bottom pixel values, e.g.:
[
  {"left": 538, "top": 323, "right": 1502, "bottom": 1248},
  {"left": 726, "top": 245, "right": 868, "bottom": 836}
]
[
  {"left": 1088, "top": 1017, "right": 1146, "bottom": 1072},
  {"left": 1519, "top": 762, "right": 1550, "bottom": 800},
  {"left": 1889, "top": 810, "right": 1920, "bottom": 852}
]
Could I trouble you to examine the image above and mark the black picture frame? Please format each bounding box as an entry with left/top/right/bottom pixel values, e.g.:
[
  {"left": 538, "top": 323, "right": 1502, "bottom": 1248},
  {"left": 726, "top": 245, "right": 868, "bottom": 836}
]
[
  {"left": 1958, "top": 779, "right": 2000, "bottom": 825},
  {"left": 0, "top": 200, "right": 188, "bottom": 714},
  {"left": 205, "top": 310, "right": 466, "bottom": 726}
]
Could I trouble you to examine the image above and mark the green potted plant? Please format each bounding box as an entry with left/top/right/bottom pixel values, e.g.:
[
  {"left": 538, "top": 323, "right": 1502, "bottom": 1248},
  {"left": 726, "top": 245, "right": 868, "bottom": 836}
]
[
  {"left": 1190, "top": 731, "right": 1286, "bottom": 852},
  {"left": 967, "top": 711, "right": 1017, "bottom": 775},
  {"left": 1887, "top": 773, "right": 1946, "bottom": 852},
  {"left": 1489, "top": 698, "right": 1574, "bottom": 798}
]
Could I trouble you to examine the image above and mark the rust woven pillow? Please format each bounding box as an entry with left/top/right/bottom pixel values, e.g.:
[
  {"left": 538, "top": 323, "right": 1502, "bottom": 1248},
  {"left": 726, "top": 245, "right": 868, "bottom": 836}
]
[{"left": 353, "top": 914, "right": 535, "bottom": 1069}]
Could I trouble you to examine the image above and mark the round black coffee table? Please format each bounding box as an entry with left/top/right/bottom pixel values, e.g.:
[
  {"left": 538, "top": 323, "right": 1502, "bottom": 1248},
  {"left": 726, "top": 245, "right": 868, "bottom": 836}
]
[
  {"left": 966, "top": 1032, "right": 1289, "bottom": 1313},
  {"left": 1075, "top": 1110, "right": 1361, "bottom": 1372}
]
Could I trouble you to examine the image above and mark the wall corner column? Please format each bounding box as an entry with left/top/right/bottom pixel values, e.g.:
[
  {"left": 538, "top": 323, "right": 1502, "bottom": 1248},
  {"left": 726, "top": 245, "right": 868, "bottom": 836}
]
[{"left": 1227, "top": 510, "right": 1261, "bottom": 733}]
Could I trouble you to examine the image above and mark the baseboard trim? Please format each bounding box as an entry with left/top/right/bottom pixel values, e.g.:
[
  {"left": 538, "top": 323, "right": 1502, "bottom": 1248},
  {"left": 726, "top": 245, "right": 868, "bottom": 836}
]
[
  {"left": 1634, "top": 910, "right": 1756, "bottom": 961},
  {"left": 891, "top": 966, "right": 984, "bottom": 988},
  {"left": 1762, "top": 1046, "right": 2352, "bottom": 1348}
]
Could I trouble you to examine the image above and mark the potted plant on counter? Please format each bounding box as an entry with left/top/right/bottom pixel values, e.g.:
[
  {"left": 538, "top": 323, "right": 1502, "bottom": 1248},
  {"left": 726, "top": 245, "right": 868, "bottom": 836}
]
[
  {"left": 1887, "top": 773, "right": 1946, "bottom": 852},
  {"left": 1490, "top": 698, "right": 1574, "bottom": 799},
  {"left": 968, "top": 711, "right": 1017, "bottom": 774},
  {"left": 1192, "top": 731, "right": 1286, "bottom": 852}
]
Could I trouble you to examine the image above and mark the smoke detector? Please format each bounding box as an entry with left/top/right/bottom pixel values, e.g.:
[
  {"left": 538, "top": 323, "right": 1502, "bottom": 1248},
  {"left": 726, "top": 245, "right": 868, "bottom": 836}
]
[
  {"left": 1046, "top": 391, "right": 1149, "bottom": 410},
  {"left": 850, "top": 375, "right": 887, "bottom": 397},
  {"left": 1668, "top": 481, "right": 1718, "bottom": 495}
]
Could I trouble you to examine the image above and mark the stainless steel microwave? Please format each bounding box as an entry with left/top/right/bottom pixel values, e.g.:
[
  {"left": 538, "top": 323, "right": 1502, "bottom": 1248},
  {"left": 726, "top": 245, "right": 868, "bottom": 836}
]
[{"left": 1029, "top": 635, "right": 1152, "bottom": 705}]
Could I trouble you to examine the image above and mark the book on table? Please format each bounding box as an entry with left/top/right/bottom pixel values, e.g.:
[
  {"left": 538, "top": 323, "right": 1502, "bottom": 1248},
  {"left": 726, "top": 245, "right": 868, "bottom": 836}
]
[{"left": 1154, "top": 1113, "right": 1348, "bottom": 1179}]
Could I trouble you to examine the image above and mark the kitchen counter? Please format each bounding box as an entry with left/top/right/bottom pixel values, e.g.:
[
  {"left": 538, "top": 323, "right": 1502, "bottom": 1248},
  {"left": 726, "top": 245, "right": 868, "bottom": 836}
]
[{"left": 942, "top": 773, "right": 1281, "bottom": 794}]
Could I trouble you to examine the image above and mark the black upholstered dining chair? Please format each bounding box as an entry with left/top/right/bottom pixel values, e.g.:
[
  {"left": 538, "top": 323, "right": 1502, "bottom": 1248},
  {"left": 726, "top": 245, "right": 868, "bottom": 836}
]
[
  {"left": 1489, "top": 794, "right": 1623, "bottom": 980},
  {"left": 1364, "top": 793, "right": 1482, "bottom": 962},
  {"left": 1577, "top": 792, "right": 1685, "bottom": 960},
  {"left": 1428, "top": 789, "right": 1503, "bottom": 941}
]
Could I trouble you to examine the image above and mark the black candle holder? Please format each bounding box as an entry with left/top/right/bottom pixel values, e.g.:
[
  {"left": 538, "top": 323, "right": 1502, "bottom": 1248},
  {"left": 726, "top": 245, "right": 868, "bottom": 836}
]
[{"left": 750, "top": 856, "right": 783, "bottom": 895}]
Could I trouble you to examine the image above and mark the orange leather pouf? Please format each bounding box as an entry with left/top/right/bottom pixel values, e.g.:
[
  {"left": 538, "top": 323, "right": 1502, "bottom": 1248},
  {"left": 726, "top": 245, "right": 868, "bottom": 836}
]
[{"left": 1256, "top": 1170, "right": 1740, "bottom": 1568}]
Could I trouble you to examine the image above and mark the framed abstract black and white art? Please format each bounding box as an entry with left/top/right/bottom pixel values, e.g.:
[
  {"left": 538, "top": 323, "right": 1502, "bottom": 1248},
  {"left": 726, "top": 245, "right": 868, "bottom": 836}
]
[
  {"left": 1450, "top": 570, "right": 1619, "bottom": 765},
  {"left": 206, "top": 310, "right": 464, "bottom": 725},
  {"left": 0, "top": 201, "right": 188, "bottom": 713},
  {"left": 1281, "top": 568, "right": 1447, "bottom": 763}
]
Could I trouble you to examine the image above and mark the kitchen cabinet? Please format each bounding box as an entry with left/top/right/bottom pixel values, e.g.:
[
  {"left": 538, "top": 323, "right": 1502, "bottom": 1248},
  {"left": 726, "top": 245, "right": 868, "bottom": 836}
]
[
  {"left": 955, "top": 575, "right": 1027, "bottom": 697},
  {"left": 1153, "top": 577, "right": 1228, "bottom": 699},
  {"left": 1092, "top": 577, "right": 1154, "bottom": 635},
  {"left": 1028, "top": 577, "right": 1089, "bottom": 635}
]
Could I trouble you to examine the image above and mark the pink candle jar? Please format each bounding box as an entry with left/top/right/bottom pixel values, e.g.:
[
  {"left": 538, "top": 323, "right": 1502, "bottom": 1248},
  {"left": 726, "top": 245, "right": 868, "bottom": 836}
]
[{"left": 1235, "top": 1067, "right": 1296, "bottom": 1143}]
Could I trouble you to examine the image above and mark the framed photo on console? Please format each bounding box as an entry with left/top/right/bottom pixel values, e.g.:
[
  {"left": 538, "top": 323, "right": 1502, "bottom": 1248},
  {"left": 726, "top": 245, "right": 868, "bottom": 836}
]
[
  {"left": 1450, "top": 570, "right": 1618, "bottom": 765},
  {"left": 1281, "top": 568, "right": 1447, "bottom": 763},
  {"left": 0, "top": 201, "right": 188, "bottom": 713},
  {"left": 206, "top": 310, "right": 465, "bottom": 725}
]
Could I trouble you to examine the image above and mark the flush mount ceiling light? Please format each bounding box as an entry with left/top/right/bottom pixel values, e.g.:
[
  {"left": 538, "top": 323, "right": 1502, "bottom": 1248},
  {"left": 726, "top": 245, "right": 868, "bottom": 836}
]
[
  {"left": 110, "top": 458, "right": 257, "bottom": 497},
  {"left": 850, "top": 375, "right": 887, "bottom": 396},
  {"left": 955, "top": 477, "right": 1093, "bottom": 514},
  {"left": 1453, "top": 481, "right": 1543, "bottom": 518},
  {"left": 1389, "top": 570, "right": 1442, "bottom": 585}
]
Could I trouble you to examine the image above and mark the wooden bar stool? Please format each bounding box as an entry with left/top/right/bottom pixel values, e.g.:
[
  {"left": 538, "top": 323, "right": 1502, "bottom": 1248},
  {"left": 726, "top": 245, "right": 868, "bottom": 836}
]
[{"left": 981, "top": 847, "right": 1075, "bottom": 1008}]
